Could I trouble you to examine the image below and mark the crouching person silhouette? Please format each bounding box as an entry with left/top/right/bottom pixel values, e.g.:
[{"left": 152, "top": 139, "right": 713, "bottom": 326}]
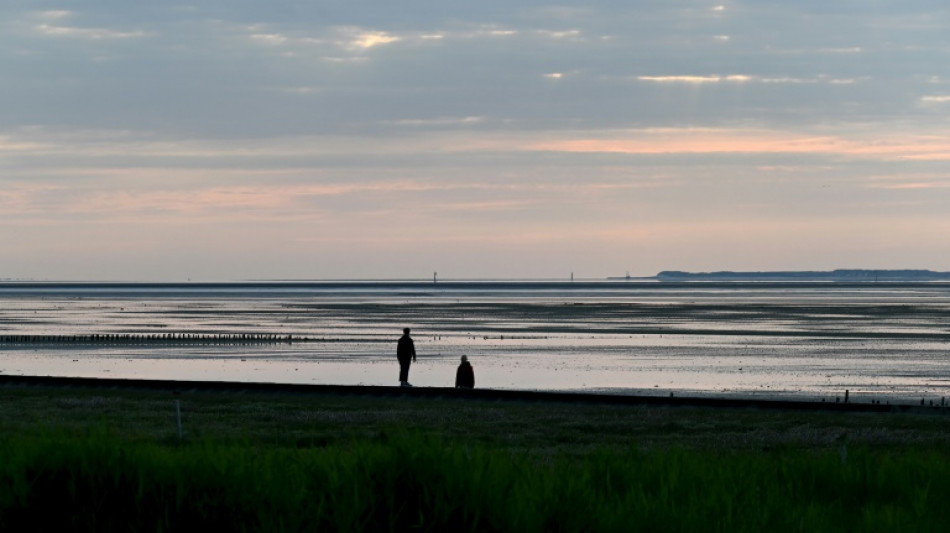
[
  {"left": 455, "top": 354, "right": 474, "bottom": 389},
  {"left": 397, "top": 327, "right": 416, "bottom": 387}
]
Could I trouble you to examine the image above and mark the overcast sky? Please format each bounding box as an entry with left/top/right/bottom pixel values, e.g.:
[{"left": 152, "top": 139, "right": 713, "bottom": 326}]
[{"left": 3, "top": 1, "right": 949, "bottom": 280}]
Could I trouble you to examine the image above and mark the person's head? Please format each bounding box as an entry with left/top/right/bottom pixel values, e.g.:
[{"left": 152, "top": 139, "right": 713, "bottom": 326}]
[
  {"left": 403, "top": 327, "right": 411, "bottom": 335},
  {"left": 461, "top": 354, "right": 468, "bottom": 363}
]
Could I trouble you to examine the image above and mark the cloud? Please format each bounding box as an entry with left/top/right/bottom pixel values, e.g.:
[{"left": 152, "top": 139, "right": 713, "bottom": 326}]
[
  {"left": 822, "top": 47, "right": 862, "bottom": 54},
  {"left": 35, "top": 10, "right": 71, "bottom": 20},
  {"left": 5, "top": 120, "right": 949, "bottom": 175},
  {"left": 460, "top": 26, "right": 517, "bottom": 38},
  {"left": 231, "top": 23, "right": 408, "bottom": 61},
  {"left": 34, "top": 24, "right": 150, "bottom": 39},
  {"left": 281, "top": 86, "right": 322, "bottom": 95},
  {"left": 337, "top": 28, "right": 401, "bottom": 50},
  {"left": 637, "top": 74, "right": 859, "bottom": 85},
  {"left": 383, "top": 116, "right": 485, "bottom": 127},
  {"left": 869, "top": 182, "right": 950, "bottom": 190},
  {"left": 535, "top": 29, "right": 582, "bottom": 40},
  {"left": 638, "top": 75, "right": 723, "bottom": 84},
  {"left": 525, "top": 128, "right": 950, "bottom": 161},
  {"left": 249, "top": 32, "right": 288, "bottom": 45},
  {"left": 0, "top": 135, "right": 46, "bottom": 152},
  {"left": 1, "top": 176, "right": 623, "bottom": 225},
  {"left": 238, "top": 23, "right": 517, "bottom": 58},
  {"left": 28, "top": 11, "right": 151, "bottom": 40}
]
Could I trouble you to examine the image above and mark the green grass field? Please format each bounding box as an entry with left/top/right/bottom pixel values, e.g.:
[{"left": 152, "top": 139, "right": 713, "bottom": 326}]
[{"left": 2, "top": 385, "right": 950, "bottom": 531}]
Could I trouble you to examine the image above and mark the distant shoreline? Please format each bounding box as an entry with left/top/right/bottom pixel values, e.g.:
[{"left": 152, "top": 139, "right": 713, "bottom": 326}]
[
  {"left": 4, "top": 270, "right": 950, "bottom": 289},
  {"left": 639, "top": 269, "right": 950, "bottom": 282}
]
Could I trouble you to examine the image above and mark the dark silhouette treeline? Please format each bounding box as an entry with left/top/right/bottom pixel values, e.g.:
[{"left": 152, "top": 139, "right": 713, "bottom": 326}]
[{"left": 0, "top": 333, "right": 313, "bottom": 345}]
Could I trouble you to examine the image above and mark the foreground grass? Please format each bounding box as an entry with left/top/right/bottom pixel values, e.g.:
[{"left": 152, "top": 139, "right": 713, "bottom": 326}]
[
  {"left": 2, "top": 386, "right": 950, "bottom": 531},
  {"left": 2, "top": 431, "right": 950, "bottom": 531}
]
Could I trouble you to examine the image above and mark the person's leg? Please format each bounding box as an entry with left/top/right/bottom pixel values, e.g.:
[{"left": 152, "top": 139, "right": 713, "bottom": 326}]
[{"left": 399, "top": 360, "right": 409, "bottom": 383}]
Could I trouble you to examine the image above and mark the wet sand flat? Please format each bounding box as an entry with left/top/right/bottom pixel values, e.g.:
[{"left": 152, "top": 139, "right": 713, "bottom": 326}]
[{"left": 1, "top": 281, "right": 949, "bottom": 402}]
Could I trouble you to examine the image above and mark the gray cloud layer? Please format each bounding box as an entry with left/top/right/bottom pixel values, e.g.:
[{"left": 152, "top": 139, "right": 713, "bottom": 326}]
[{"left": 5, "top": 2, "right": 947, "bottom": 136}]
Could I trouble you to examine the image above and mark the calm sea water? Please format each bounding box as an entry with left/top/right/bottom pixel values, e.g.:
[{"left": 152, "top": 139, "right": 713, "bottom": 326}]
[{"left": 2, "top": 281, "right": 949, "bottom": 402}]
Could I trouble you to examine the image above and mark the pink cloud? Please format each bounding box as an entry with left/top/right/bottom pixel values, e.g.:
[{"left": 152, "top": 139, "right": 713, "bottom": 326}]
[{"left": 525, "top": 129, "right": 950, "bottom": 160}]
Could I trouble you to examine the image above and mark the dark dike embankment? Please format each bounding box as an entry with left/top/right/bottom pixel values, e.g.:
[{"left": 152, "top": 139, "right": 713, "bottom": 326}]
[{"left": 0, "top": 374, "right": 939, "bottom": 415}]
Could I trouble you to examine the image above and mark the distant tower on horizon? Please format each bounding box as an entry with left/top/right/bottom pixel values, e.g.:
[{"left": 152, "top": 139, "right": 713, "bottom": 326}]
[
  {"left": 571, "top": 272, "right": 574, "bottom": 282},
  {"left": 433, "top": 271, "right": 437, "bottom": 283}
]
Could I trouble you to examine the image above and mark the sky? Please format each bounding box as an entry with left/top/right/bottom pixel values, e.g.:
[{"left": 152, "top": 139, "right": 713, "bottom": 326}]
[{"left": 2, "top": 1, "right": 949, "bottom": 281}]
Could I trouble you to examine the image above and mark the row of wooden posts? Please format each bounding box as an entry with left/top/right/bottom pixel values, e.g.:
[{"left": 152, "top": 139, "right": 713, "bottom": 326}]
[{"left": 0, "top": 333, "right": 305, "bottom": 344}]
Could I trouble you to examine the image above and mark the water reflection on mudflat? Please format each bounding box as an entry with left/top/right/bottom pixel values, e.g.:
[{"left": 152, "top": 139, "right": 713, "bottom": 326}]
[{"left": 1, "top": 281, "right": 949, "bottom": 402}]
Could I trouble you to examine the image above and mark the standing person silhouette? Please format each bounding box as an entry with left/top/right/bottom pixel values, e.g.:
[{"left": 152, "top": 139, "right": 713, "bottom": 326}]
[
  {"left": 397, "top": 327, "right": 417, "bottom": 387},
  {"left": 455, "top": 354, "right": 474, "bottom": 389}
]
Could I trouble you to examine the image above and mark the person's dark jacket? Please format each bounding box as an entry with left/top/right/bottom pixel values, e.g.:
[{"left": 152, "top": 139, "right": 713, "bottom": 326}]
[
  {"left": 397, "top": 335, "right": 415, "bottom": 362},
  {"left": 455, "top": 361, "right": 474, "bottom": 388}
]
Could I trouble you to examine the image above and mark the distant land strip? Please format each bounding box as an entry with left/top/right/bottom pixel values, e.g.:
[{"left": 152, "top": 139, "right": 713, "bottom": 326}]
[{"left": 645, "top": 269, "right": 950, "bottom": 282}]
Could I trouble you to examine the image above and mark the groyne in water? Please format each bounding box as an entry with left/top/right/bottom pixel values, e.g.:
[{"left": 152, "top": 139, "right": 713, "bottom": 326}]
[{"left": 0, "top": 333, "right": 320, "bottom": 345}]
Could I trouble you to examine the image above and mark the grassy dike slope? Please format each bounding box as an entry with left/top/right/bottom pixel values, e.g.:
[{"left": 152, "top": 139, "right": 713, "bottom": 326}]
[{"left": 1, "top": 382, "right": 950, "bottom": 531}]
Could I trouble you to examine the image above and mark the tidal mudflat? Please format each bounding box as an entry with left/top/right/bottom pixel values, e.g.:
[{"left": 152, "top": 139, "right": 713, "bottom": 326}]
[{"left": 1, "top": 281, "right": 949, "bottom": 403}]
